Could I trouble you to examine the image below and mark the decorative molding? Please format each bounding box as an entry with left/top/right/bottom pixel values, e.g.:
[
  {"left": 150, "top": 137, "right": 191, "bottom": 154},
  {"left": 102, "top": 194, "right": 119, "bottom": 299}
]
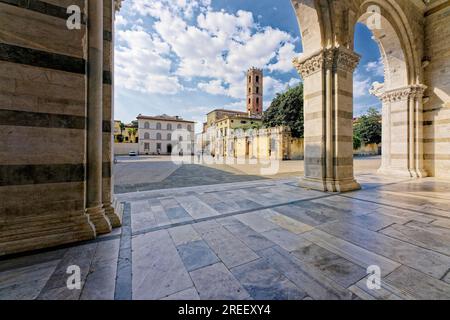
[
  {"left": 293, "top": 50, "right": 325, "bottom": 78},
  {"left": 334, "top": 47, "right": 360, "bottom": 72},
  {"left": 377, "top": 85, "right": 427, "bottom": 103},
  {"left": 293, "top": 47, "right": 360, "bottom": 78}
]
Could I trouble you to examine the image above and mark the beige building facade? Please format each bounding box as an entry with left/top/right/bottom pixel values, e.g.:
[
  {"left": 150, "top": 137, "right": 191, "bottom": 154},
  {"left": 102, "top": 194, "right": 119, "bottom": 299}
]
[
  {"left": 0, "top": 0, "right": 449, "bottom": 255},
  {"left": 137, "top": 115, "right": 195, "bottom": 155}
]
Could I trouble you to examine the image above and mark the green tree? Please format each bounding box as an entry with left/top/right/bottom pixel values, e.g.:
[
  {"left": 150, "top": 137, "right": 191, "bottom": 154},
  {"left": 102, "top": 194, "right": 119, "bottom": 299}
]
[
  {"left": 119, "top": 122, "right": 125, "bottom": 135},
  {"left": 353, "top": 133, "right": 362, "bottom": 150},
  {"left": 354, "top": 107, "right": 382, "bottom": 145},
  {"left": 262, "top": 84, "right": 304, "bottom": 138}
]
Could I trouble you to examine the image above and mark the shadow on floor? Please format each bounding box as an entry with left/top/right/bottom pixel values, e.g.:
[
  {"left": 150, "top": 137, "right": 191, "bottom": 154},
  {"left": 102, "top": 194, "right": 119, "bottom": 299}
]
[{"left": 114, "top": 164, "right": 267, "bottom": 194}]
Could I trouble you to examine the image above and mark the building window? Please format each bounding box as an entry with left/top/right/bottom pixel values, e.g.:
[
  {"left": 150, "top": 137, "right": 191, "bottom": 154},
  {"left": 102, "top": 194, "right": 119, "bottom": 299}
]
[
  {"left": 177, "top": 124, "right": 182, "bottom": 129},
  {"left": 256, "top": 76, "right": 259, "bottom": 83},
  {"left": 178, "top": 136, "right": 183, "bottom": 142},
  {"left": 187, "top": 125, "right": 192, "bottom": 131},
  {"left": 144, "top": 122, "right": 149, "bottom": 129},
  {"left": 156, "top": 122, "right": 161, "bottom": 130},
  {"left": 144, "top": 132, "right": 150, "bottom": 140},
  {"left": 248, "top": 98, "right": 251, "bottom": 104},
  {"left": 144, "top": 143, "right": 149, "bottom": 150},
  {"left": 248, "top": 87, "right": 251, "bottom": 94},
  {"left": 256, "top": 97, "right": 259, "bottom": 105},
  {"left": 248, "top": 76, "right": 251, "bottom": 82},
  {"left": 156, "top": 133, "right": 162, "bottom": 140},
  {"left": 167, "top": 123, "right": 172, "bottom": 130},
  {"left": 256, "top": 87, "right": 259, "bottom": 94},
  {"left": 156, "top": 143, "right": 161, "bottom": 151},
  {"left": 167, "top": 133, "right": 171, "bottom": 140},
  {"left": 241, "top": 121, "right": 247, "bottom": 124}
]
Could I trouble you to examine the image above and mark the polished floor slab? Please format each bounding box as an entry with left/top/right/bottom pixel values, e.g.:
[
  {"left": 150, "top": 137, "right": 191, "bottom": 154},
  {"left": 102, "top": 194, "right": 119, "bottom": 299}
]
[{"left": 1, "top": 174, "right": 450, "bottom": 300}]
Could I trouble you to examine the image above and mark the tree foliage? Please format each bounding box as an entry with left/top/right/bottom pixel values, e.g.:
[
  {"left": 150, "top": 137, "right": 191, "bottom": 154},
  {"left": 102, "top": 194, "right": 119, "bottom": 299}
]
[
  {"left": 262, "top": 84, "right": 304, "bottom": 138},
  {"left": 354, "top": 107, "right": 382, "bottom": 145}
]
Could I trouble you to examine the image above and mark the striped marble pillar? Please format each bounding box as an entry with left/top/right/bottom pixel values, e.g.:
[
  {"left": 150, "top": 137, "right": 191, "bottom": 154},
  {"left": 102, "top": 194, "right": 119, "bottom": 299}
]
[
  {"left": 102, "top": 0, "right": 122, "bottom": 227},
  {"left": 376, "top": 85, "right": 428, "bottom": 178},
  {"left": 86, "top": 0, "right": 112, "bottom": 234},
  {"left": 294, "top": 47, "right": 361, "bottom": 192}
]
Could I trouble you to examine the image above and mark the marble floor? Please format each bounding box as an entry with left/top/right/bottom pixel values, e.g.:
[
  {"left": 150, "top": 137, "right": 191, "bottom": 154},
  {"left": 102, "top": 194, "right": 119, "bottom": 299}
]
[{"left": 1, "top": 174, "right": 450, "bottom": 300}]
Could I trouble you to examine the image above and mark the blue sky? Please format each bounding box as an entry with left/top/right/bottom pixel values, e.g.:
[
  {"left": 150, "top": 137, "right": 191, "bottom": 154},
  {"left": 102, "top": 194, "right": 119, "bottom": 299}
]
[{"left": 114, "top": 0, "right": 383, "bottom": 132}]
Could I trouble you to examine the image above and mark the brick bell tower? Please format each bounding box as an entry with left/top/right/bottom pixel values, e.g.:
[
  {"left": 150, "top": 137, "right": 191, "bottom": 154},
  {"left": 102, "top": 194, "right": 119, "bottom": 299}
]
[{"left": 246, "top": 67, "right": 263, "bottom": 116}]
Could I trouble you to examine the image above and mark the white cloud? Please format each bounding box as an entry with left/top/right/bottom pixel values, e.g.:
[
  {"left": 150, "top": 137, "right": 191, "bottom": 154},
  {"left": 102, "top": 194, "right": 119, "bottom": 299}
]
[
  {"left": 268, "top": 42, "right": 298, "bottom": 73},
  {"left": 115, "top": 15, "right": 128, "bottom": 27},
  {"left": 115, "top": 29, "right": 183, "bottom": 95},
  {"left": 197, "top": 80, "right": 228, "bottom": 96},
  {"left": 117, "top": 0, "right": 301, "bottom": 101},
  {"left": 353, "top": 73, "right": 371, "bottom": 98},
  {"left": 365, "top": 58, "right": 384, "bottom": 77}
]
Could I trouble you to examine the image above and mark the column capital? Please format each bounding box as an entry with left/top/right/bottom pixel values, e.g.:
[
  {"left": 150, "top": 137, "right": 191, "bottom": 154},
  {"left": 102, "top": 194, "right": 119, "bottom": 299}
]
[
  {"left": 293, "top": 47, "right": 360, "bottom": 78},
  {"left": 377, "top": 84, "right": 427, "bottom": 103},
  {"left": 115, "top": 0, "right": 123, "bottom": 12}
]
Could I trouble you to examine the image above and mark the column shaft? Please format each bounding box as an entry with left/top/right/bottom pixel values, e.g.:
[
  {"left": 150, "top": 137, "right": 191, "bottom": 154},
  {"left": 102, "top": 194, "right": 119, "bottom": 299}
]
[
  {"left": 86, "top": 0, "right": 112, "bottom": 234},
  {"left": 294, "top": 47, "right": 361, "bottom": 192}
]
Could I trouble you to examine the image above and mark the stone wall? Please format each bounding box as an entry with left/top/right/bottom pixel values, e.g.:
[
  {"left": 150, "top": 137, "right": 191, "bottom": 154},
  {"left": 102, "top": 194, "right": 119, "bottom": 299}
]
[
  {"left": 114, "top": 143, "right": 139, "bottom": 155},
  {"left": 423, "top": 2, "right": 450, "bottom": 179},
  {"left": 212, "top": 127, "right": 304, "bottom": 160}
]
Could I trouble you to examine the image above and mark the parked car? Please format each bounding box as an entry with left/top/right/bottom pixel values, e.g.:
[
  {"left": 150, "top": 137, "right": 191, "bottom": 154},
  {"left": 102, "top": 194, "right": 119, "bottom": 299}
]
[{"left": 129, "top": 151, "right": 137, "bottom": 156}]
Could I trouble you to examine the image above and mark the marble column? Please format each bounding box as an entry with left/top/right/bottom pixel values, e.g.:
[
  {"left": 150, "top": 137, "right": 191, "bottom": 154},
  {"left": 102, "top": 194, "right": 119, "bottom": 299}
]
[
  {"left": 375, "top": 85, "right": 427, "bottom": 177},
  {"left": 86, "top": 0, "right": 112, "bottom": 234},
  {"left": 294, "top": 47, "right": 361, "bottom": 192},
  {"left": 102, "top": 0, "right": 122, "bottom": 227}
]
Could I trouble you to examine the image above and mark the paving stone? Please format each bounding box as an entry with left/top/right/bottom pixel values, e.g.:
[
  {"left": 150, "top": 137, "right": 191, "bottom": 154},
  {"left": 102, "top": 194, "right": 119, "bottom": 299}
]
[
  {"left": 176, "top": 195, "right": 219, "bottom": 219},
  {"left": 169, "top": 225, "right": 201, "bottom": 246},
  {"left": 151, "top": 204, "right": 171, "bottom": 227},
  {"left": 431, "top": 219, "right": 450, "bottom": 229},
  {"left": 132, "top": 212, "right": 157, "bottom": 231},
  {"left": 166, "top": 206, "right": 192, "bottom": 221},
  {"left": 190, "top": 263, "right": 250, "bottom": 300},
  {"left": 406, "top": 220, "right": 450, "bottom": 237},
  {"left": 0, "top": 260, "right": 59, "bottom": 300},
  {"left": 236, "top": 210, "right": 279, "bottom": 233},
  {"left": 338, "top": 212, "right": 408, "bottom": 232},
  {"left": 380, "top": 223, "right": 450, "bottom": 256},
  {"left": 385, "top": 265, "right": 450, "bottom": 300},
  {"left": 273, "top": 205, "right": 334, "bottom": 226},
  {"left": 371, "top": 206, "right": 435, "bottom": 224},
  {"left": 161, "top": 287, "right": 200, "bottom": 300},
  {"left": 80, "top": 262, "right": 117, "bottom": 300},
  {"left": 132, "top": 230, "right": 193, "bottom": 299},
  {"left": 258, "top": 247, "right": 354, "bottom": 300},
  {"left": 268, "top": 213, "right": 315, "bottom": 234},
  {"left": 291, "top": 244, "right": 367, "bottom": 288},
  {"left": 221, "top": 219, "right": 275, "bottom": 251},
  {"left": 318, "top": 221, "right": 450, "bottom": 279},
  {"left": 192, "top": 220, "right": 222, "bottom": 235},
  {"left": 199, "top": 225, "right": 259, "bottom": 268},
  {"left": 301, "top": 229, "right": 401, "bottom": 276},
  {"left": 231, "top": 258, "right": 307, "bottom": 300},
  {"left": 261, "top": 228, "right": 311, "bottom": 252},
  {"left": 176, "top": 240, "right": 220, "bottom": 272}
]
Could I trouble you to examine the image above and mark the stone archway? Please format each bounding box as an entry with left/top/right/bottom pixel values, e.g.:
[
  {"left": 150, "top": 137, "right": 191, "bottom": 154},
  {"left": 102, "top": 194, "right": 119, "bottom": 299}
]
[
  {"left": 291, "top": 0, "right": 428, "bottom": 192},
  {"left": 355, "top": 2, "right": 427, "bottom": 178}
]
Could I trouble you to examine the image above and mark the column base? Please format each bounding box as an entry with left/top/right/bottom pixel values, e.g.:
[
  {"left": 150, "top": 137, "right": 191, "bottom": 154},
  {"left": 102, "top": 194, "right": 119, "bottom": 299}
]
[
  {"left": 103, "top": 200, "right": 123, "bottom": 228},
  {"left": 0, "top": 212, "right": 96, "bottom": 256},
  {"left": 86, "top": 205, "right": 112, "bottom": 234},
  {"left": 299, "top": 177, "right": 361, "bottom": 193},
  {"left": 377, "top": 167, "right": 428, "bottom": 179}
]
